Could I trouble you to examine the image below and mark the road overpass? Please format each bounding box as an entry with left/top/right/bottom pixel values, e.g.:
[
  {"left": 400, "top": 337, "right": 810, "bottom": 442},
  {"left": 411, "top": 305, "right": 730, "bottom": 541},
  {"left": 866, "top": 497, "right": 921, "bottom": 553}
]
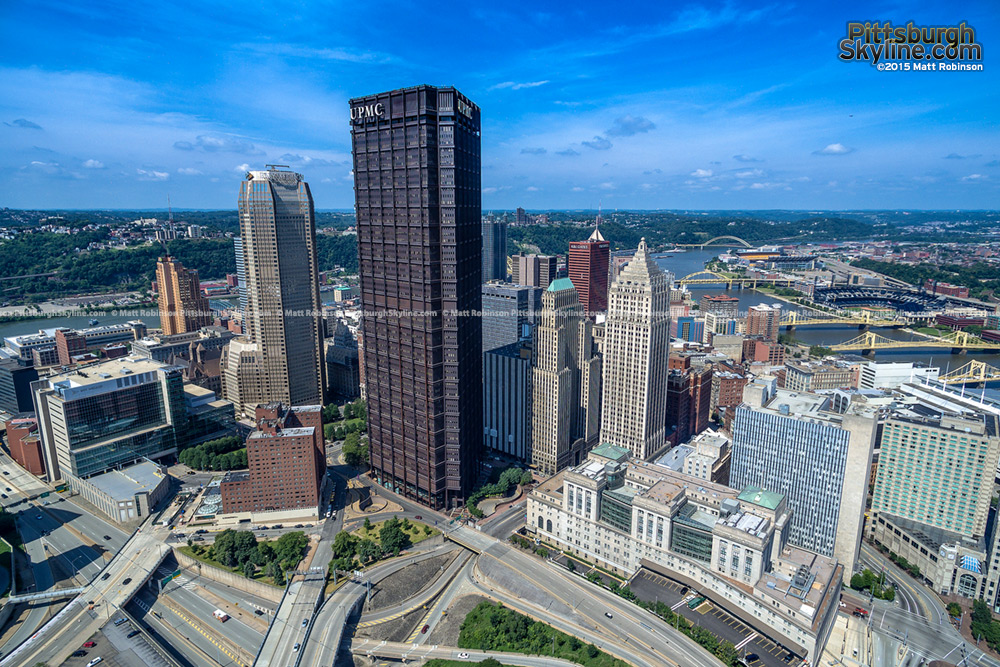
[
  {"left": 350, "top": 638, "right": 581, "bottom": 665},
  {"left": 0, "top": 518, "right": 171, "bottom": 666}
]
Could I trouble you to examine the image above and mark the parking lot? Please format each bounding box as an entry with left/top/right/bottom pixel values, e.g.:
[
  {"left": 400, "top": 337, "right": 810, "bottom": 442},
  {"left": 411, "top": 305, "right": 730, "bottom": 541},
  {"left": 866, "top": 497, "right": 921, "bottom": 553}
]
[
  {"left": 61, "top": 616, "right": 172, "bottom": 667},
  {"left": 629, "top": 569, "right": 800, "bottom": 667}
]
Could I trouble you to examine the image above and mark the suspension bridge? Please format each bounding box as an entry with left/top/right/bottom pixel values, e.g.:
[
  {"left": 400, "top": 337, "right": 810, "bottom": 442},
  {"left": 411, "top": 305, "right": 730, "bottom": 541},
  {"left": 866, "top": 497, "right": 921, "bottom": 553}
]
[
  {"left": 672, "top": 235, "right": 754, "bottom": 249},
  {"left": 830, "top": 330, "right": 1000, "bottom": 354},
  {"left": 937, "top": 360, "right": 1000, "bottom": 385}
]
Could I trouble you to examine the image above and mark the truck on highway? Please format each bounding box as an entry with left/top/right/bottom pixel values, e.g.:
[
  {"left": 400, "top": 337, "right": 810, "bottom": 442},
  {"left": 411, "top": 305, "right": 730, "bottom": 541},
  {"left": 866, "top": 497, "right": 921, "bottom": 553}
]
[{"left": 213, "top": 609, "right": 229, "bottom": 622}]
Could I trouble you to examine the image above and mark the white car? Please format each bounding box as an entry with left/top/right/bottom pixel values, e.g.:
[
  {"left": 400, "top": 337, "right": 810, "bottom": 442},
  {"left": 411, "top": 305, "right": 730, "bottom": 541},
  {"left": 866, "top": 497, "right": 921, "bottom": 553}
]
[
  {"left": 458, "top": 653, "right": 469, "bottom": 659},
  {"left": 292, "top": 643, "right": 300, "bottom": 652},
  {"left": 87, "top": 659, "right": 103, "bottom": 667}
]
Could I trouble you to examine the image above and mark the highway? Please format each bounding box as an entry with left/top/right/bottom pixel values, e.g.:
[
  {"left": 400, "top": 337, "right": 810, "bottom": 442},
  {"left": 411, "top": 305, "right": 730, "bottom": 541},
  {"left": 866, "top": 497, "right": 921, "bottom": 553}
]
[
  {"left": 253, "top": 569, "right": 325, "bottom": 666},
  {"left": 857, "top": 541, "right": 1000, "bottom": 667},
  {"left": 463, "top": 535, "right": 724, "bottom": 667},
  {"left": 298, "top": 580, "right": 366, "bottom": 666},
  {"left": 0, "top": 452, "right": 129, "bottom": 655},
  {"left": 350, "top": 638, "right": 584, "bottom": 666},
  {"left": 0, "top": 517, "right": 171, "bottom": 667}
]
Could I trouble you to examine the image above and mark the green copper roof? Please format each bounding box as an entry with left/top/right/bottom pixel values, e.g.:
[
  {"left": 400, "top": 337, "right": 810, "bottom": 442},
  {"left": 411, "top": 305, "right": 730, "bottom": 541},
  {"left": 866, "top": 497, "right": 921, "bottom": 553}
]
[
  {"left": 589, "top": 442, "right": 630, "bottom": 462},
  {"left": 547, "top": 277, "right": 576, "bottom": 292},
  {"left": 738, "top": 486, "right": 784, "bottom": 510}
]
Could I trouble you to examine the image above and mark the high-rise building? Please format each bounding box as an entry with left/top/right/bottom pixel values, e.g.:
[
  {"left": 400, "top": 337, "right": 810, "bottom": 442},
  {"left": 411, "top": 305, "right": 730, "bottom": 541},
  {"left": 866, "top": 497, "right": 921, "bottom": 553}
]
[
  {"left": 746, "top": 304, "right": 781, "bottom": 341},
  {"left": 731, "top": 377, "right": 878, "bottom": 576},
  {"left": 350, "top": 85, "right": 482, "bottom": 509},
  {"left": 869, "top": 383, "right": 1000, "bottom": 600},
  {"left": 31, "top": 356, "right": 187, "bottom": 483},
  {"left": 324, "top": 319, "right": 361, "bottom": 400},
  {"left": 54, "top": 328, "right": 86, "bottom": 365},
  {"left": 700, "top": 294, "right": 739, "bottom": 319},
  {"left": 511, "top": 253, "right": 557, "bottom": 289},
  {"left": 568, "top": 228, "right": 610, "bottom": 318},
  {"left": 0, "top": 359, "right": 38, "bottom": 414},
  {"left": 484, "top": 341, "right": 533, "bottom": 462},
  {"left": 516, "top": 207, "right": 527, "bottom": 225},
  {"left": 600, "top": 239, "right": 671, "bottom": 460},
  {"left": 481, "top": 282, "right": 540, "bottom": 353},
  {"left": 220, "top": 403, "right": 324, "bottom": 514},
  {"left": 155, "top": 256, "right": 212, "bottom": 336},
  {"left": 233, "top": 237, "right": 247, "bottom": 318},
  {"left": 482, "top": 218, "right": 508, "bottom": 282},
  {"left": 226, "top": 168, "right": 325, "bottom": 413},
  {"left": 531, "top": 279, "right": 601, "bottom": 475}
]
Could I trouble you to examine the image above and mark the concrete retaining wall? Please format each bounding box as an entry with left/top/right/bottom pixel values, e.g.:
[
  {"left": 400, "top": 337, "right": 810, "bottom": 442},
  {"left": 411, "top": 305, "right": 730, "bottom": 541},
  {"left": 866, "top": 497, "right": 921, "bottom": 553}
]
[{"left": 173, "top": 549, "right": 283, "bottom": 603}]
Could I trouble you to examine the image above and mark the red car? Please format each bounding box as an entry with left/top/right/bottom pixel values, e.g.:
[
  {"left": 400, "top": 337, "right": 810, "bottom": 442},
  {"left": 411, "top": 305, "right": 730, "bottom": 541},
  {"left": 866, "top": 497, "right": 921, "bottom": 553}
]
[
  {"left": 83, "top": 641, "right": 97, "bottom": 648},
  {"left": 421, "top": 624, "right": 429, "bottom": 634}
]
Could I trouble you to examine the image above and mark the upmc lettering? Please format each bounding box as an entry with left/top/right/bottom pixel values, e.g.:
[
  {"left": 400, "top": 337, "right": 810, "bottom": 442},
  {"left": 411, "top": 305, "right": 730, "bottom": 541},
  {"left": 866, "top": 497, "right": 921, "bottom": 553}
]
[
  {"left": 351, "top": 102, "right": 384, "bottom": 121},
  {"left": 457, "top": 99, "right": 472, "bottom": 118}
]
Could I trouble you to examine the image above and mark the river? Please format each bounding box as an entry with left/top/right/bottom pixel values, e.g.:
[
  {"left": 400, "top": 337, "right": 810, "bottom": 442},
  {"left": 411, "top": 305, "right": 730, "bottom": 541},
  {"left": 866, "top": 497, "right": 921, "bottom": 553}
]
[
  {"left": 653, "top": 249, "right": 1000, "bottom": 377},
  {"left": 0, "top": 249, "right": 997, "bottom": 379}
]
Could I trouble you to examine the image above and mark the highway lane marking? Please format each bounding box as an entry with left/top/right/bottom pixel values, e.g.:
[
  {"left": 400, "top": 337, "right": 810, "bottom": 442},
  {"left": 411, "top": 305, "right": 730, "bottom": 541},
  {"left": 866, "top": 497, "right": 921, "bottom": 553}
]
[
  {"left": 163, "top": 600, "right": 248, "bottom": 666},
  {"left": 473, "top": 553, "right": 684, "bottom": 667}
]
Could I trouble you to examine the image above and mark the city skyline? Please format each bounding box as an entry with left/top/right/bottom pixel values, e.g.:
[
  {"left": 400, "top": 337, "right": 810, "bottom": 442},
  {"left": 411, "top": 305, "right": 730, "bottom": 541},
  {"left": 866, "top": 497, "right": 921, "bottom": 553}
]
[{"left": 1, "top": 1, "right": 997, "bottom": 210}]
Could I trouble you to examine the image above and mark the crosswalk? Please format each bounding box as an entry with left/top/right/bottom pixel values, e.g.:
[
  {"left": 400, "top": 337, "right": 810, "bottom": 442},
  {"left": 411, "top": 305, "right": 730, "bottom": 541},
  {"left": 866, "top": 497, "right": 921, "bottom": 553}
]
[{"left": 134, "top": 598, "right": 152, "bottom": 613}]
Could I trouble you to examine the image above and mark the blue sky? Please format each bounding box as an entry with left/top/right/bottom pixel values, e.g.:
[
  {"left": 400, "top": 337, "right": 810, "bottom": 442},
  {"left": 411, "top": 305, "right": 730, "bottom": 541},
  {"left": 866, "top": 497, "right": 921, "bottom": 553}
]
[{"left": 1, "top": 0, "right": 997, "bottom": 210}]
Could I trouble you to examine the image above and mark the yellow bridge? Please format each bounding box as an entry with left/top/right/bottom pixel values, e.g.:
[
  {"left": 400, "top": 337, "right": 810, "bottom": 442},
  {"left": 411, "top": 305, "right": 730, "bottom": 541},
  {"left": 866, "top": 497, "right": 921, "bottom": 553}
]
[
  {"left": 831, "top": 331, "right": 1000, "bottom": 353},
  {"left": 938, "top": 360, "right": 1000, "bottom": 385},
  {"left": 678, "top": 270, "right": 798, "bottom": 288},
  {"left": 780, "top": 311, "right": 906, "bottom": 328}
]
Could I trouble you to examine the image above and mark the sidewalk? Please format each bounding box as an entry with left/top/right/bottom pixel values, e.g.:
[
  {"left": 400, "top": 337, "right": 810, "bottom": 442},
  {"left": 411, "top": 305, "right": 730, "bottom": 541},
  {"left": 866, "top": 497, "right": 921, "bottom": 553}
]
[{"left": 821, "top": 613, "right": 870, "bottom": 666}]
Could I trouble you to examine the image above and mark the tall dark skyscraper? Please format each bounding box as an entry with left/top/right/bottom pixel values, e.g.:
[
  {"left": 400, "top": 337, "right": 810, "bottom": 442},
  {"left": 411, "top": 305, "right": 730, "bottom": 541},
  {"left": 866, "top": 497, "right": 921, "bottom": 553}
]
[
  {"left": 481, "top": 217, "right": 507, "bottom": 282},
  {"left": 350, "top": 85, "right": 482, "bottom": 509},
  {"left": 568, "top": 228, "right": 610, "bottom": 318}
]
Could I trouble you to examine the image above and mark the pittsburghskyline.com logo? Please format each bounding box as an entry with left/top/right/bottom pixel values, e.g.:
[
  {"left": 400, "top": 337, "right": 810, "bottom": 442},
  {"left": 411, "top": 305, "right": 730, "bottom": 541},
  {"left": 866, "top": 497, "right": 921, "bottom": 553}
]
[{"left": 839, "top": 21, "right": 983, "bottom": 70}]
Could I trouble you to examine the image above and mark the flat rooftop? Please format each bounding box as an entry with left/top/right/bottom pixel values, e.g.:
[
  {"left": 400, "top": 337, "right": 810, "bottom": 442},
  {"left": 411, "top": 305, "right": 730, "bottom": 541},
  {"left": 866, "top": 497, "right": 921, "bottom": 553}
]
[
  {"left": 655, "top": 444, "right": 693, "bottom": 472},
  {"left": 85, "top": 461, "right": 167, "bottom": 500}
]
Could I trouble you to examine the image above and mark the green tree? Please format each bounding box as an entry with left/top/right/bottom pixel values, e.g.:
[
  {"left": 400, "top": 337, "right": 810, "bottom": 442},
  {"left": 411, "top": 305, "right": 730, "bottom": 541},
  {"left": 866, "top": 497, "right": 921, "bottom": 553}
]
[
  {"left": 242, "top": 561, "right": 256, "bottom": 579},
  {"left": 379, "top": 518, "right": 411, "bottom": 555},
  {"left": 213, "top": 529, "right": 239, "bottom": 567},
  {"left": 357, "top": 539, "right": 379, "bottom": 564},
  {"left": 947, "top": 602, "right": 963, "bottom": 618},
  {"left": 273, "top": 531, "right": 309, "bottom": 569},
  {"left": 232, "top": 531, "right": 259, "bottom": 567},
  {"left": 520, "top": 470, "right": 534, "bottom": 486},
  {"left": 363, "top": 517, "right": 372, "bottom": 531},
  {"left": 332, "top": 530, "right": 358, "bottom": 559}
]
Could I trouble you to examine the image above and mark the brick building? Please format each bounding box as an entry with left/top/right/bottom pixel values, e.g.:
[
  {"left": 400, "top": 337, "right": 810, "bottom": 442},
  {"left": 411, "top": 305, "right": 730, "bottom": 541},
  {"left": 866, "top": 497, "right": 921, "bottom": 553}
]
[{"left": 220, "top": 403, "right": 324, "bottom": 514}]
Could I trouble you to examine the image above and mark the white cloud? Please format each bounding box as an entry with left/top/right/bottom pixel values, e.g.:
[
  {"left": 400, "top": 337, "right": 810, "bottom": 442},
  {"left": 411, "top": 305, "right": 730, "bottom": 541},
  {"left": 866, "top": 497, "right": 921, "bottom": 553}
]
[
  {"left": 571, "top": 186, "right": 585, "bottom": 192},
  {"left": 526, "top": 186, "right": 540, "bottom": 191},
  {"left": 177, "top": 167, "right": 202, "bottom": 175},
  {"left": 490, "top": 80, "right": 550, "bottom": 91},
  {"left": 962, "top": 173, "right": 986, "bottom": 181},
  {"left": 234, "top": 163, "right": 250, "bottom": 172},
  {"left": 691, "top": 169, "right": 713, "bottom": 178},
  {"left": 734, "top": 169, "right": 763, "bottom": 178},
  {"left": 82, "top": 159, "right": 104, "bottom": 169},
  {"left": 813, "top": 143, "right": 854, "bottom": 155},
  {"left": 136, "top": 168, "right": 169, "bottom": 181}
]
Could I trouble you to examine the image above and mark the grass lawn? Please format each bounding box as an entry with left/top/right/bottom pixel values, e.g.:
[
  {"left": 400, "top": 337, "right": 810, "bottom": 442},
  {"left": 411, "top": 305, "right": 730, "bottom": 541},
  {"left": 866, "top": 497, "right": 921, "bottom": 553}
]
[
  {"left": 916, "top": 327, "right": 948, "bottom": 336},
  {"left": 458, "top": 601, "right": 628, "bottom": 667},
  {"left": 177, "top": 545, "right": 282, "bottom": 588},
  {"left": 352, "top": 519, "right": 439, "bottom": 546}
]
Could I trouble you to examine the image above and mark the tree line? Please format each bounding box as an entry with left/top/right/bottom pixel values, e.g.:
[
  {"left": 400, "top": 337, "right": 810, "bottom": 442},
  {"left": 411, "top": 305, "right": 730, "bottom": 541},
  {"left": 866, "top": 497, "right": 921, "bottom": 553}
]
[{"left": 193, "top": 529, "right": 309, "bottom": 585}]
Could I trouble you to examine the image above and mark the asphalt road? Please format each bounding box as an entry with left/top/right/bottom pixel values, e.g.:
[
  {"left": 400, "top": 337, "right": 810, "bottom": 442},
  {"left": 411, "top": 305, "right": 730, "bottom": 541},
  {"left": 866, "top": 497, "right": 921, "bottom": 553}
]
[
  {"left": 298, "top": 580, "right": 366, "bottom": 666},
  {"left": 350, "top": 638, "right": 583, "bottom": 666},
  {"left": 0, "top": 453, "right": 124, "bottom": 655}
]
